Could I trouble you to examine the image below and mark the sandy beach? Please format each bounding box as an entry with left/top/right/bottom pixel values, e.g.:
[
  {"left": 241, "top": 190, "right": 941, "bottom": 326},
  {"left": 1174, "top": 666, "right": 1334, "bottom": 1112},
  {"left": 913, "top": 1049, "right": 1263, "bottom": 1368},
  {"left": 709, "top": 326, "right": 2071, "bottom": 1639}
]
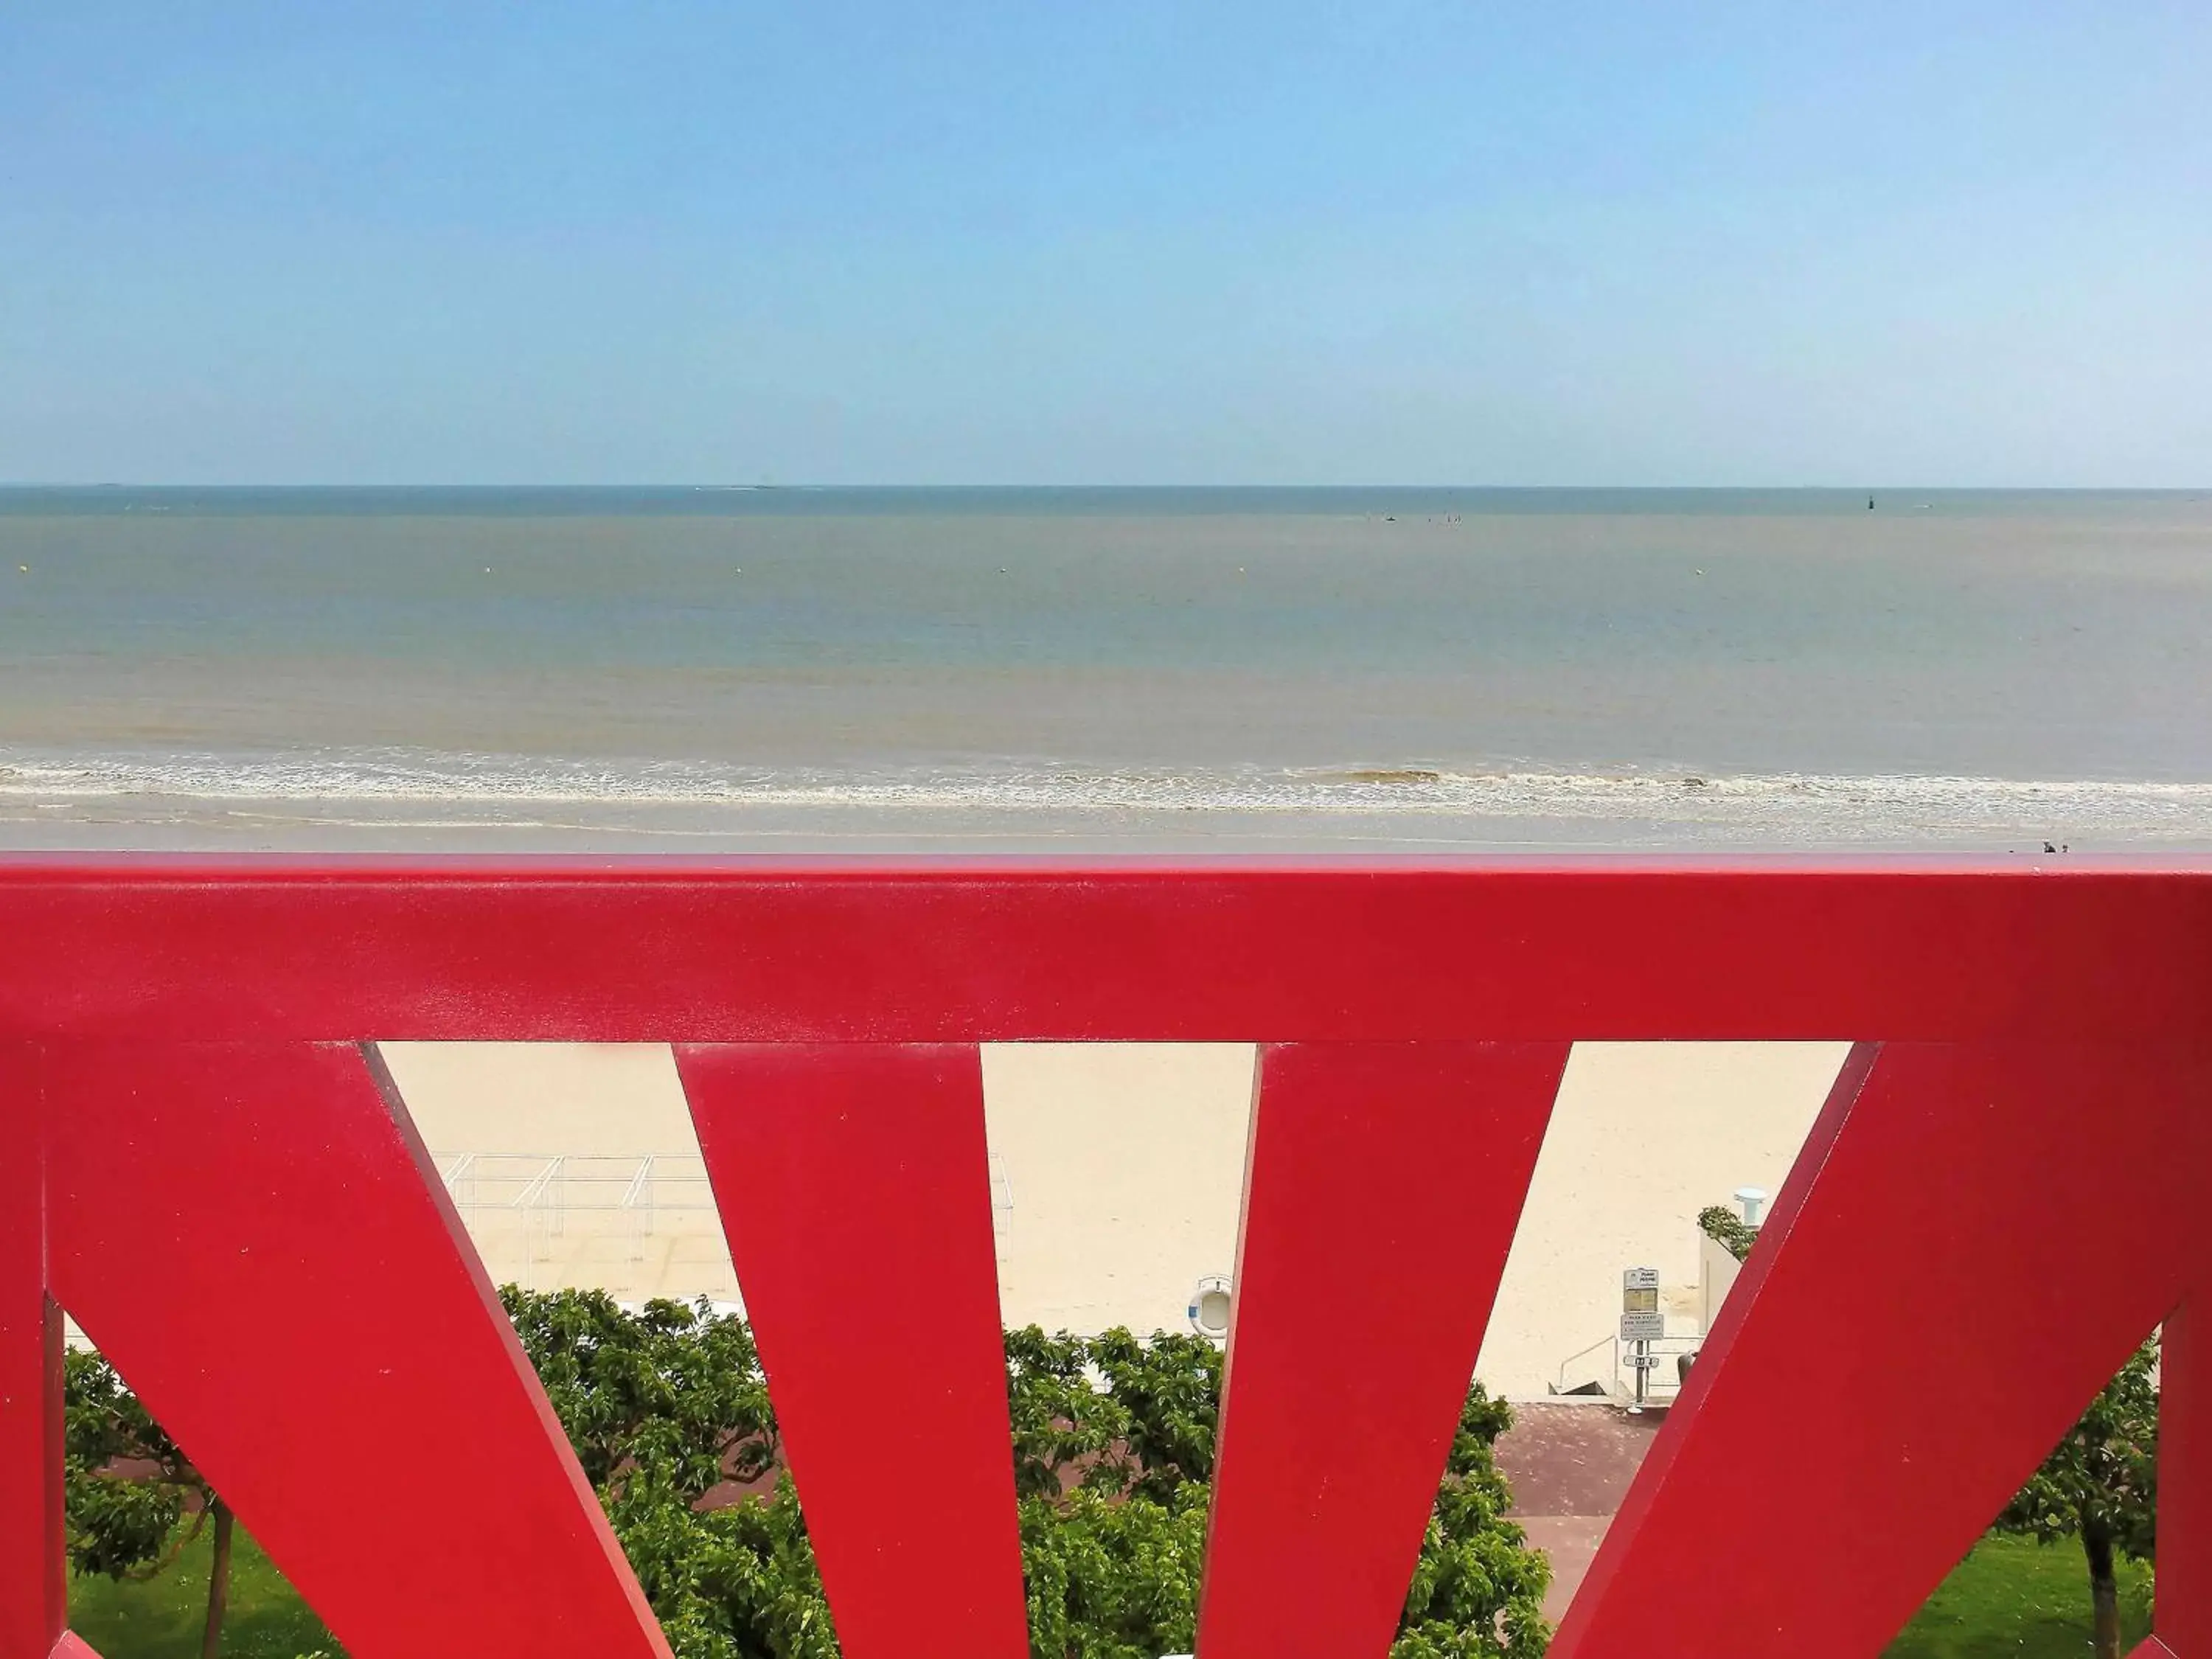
[{"left": 382, "top": 1037, "right": 1846, "bottom": 1400}]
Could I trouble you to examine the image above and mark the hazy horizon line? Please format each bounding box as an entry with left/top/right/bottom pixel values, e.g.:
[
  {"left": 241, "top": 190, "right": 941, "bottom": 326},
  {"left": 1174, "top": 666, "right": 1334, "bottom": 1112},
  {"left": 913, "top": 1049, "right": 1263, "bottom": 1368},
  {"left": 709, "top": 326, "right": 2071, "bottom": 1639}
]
[{"left": 5, "top": 481, "right": 2208, "bottom": 494}]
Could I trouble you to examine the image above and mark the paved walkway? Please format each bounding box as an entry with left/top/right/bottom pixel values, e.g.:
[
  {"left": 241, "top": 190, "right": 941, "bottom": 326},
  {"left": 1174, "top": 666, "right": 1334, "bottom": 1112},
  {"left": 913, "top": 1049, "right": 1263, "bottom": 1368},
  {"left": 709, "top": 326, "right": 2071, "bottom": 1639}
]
[{"left": 1495, "top": 1403, "right": 1664, "bottom": 1627}]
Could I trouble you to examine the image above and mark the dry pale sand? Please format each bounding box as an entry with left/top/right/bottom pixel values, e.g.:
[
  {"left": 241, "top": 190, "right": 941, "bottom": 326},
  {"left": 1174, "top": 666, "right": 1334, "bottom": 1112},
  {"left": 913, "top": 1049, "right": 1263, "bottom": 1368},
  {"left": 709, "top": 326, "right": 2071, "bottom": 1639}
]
[
  {"left": 378, "top": 1039, "right": 1846, "bottom": 1399},
  {"left": 1483, "top": 1042, "right": 1846, "bottom": 1397}
]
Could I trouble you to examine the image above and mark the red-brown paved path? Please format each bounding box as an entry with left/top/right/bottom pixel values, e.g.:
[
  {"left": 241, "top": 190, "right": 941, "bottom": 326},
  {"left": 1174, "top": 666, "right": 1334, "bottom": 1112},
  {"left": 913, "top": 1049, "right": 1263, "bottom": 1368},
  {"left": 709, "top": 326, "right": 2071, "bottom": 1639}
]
[
  {"left": 1495, "top": 1402, "right": 1664, "bottom": 1627},
  {"left": 698, "top": 1397, "right": 1662, "bottom": 1627}
]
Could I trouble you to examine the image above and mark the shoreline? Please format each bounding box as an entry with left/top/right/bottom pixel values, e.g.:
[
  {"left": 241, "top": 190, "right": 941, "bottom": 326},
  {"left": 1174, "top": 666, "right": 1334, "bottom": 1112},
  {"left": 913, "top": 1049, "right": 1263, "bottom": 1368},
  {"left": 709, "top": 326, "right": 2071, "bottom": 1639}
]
[{"left": 9, "top": 754, "right": 2212, "bottom": 852}]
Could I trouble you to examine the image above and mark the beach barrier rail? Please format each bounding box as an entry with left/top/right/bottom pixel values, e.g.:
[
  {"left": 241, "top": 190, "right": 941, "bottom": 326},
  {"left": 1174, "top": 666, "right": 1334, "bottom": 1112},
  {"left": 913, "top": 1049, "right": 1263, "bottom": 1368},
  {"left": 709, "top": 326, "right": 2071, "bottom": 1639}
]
[
  {"left": 431, "top": 1151, "right": 733, "bottom": 1293},
  {"left": 4, "top": 854, "right": 2211, "bottom": 1659}
]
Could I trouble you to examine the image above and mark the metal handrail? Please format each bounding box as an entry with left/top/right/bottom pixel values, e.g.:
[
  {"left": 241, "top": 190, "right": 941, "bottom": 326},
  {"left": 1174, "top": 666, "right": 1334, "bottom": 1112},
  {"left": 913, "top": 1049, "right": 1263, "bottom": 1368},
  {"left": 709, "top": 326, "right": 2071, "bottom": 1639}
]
[{"left": 1554, "top": 1332, "right": 1618, "bottom": 1395}]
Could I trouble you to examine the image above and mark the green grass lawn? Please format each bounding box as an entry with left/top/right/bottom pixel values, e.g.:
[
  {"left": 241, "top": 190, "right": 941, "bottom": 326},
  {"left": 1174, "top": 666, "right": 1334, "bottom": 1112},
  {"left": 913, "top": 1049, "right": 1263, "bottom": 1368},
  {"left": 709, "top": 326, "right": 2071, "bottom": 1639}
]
[
  {"left": 66, "top": 1523, "right": 335, "bottom": 1659},
  {"left": 1887, "top": 1533, "right": 2154, "bottom": 1658},
  {"left": 62, "top": 1519, "right": 2149, "bottom": 1659}
]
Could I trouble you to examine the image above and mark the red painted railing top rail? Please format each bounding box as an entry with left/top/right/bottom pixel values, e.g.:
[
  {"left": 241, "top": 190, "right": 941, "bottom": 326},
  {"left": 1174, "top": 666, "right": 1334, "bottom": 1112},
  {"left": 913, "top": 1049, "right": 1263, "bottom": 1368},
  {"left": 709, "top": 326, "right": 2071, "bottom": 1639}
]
[
  {"left": 2, "top": 854, "right": 2210, "bottom": 1040},
  {"left": 6, "top": 855, "right": 2212, "bottom": 1659}
]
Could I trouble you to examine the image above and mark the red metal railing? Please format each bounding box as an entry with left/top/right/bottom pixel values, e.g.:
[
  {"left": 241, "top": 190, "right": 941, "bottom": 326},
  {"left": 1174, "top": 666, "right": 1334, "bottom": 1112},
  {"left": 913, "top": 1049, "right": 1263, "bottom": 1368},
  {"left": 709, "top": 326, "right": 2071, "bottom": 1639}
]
[{"left": 4, "top": 855, "right": 2211, "bottom": 1659}]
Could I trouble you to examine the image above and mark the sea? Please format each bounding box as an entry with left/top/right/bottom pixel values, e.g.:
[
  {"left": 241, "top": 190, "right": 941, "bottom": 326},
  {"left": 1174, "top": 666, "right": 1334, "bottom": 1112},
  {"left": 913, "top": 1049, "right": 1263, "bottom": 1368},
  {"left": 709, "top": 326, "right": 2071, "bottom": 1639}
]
[{"left": 3, "top": 486, "right": 2209, "bottom": 852}]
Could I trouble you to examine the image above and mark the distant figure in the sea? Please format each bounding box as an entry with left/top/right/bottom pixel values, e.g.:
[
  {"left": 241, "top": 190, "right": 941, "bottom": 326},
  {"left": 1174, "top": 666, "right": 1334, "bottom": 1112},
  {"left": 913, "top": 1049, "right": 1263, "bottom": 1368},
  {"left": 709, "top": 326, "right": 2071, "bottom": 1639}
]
[{"left": 1868, "top": 495, "right": 1874, "bottom": 509}]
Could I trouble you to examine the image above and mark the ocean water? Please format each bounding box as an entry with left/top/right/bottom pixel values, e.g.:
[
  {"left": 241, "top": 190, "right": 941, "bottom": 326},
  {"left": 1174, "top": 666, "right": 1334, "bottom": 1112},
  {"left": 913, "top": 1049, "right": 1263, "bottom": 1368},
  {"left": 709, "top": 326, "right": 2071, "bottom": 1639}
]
[{"left": 2, "top": 486, "right": 2209, "bottom": 851}]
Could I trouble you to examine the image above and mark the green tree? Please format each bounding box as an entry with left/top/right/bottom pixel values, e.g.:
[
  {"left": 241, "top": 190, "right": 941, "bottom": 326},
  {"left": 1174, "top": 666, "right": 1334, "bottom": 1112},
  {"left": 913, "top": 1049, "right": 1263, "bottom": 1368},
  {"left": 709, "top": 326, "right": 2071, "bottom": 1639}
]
[
  {"left": 607, "top": 1464, "right": 839, "bottom": 1659},
  {"left": 1004, "top": 1324, "right": 1225, "bottom": 1504},
  {"left": 1082, "top": 1329, "right": 1222, "bottom": 1503},
  {"left": 1999, "top": 1337, "right": 2160, "bottom": 1659},
  {"left": 1004, "top": 1326, "right": 1128, "bottom": 1499},
  {"left": 1018, "top": 1481, "right": 1210, "bottom": 1659},
  {"left": 504, "top": 1289, "right": 831, "bottom": 1659},
  {"left": 63, "top": 1349, "right": 237, "bottom": 1659},
  {"left": 499, "top": 1287, "right": 778, "bottom": 1493},
  {"left": 66, "top": 1294, "right": 1551, "bottom": 1659},
  {"left": 1396, "top": 1384, "right": 1551, "bottom": 1659},
  {"left": 1006, "top": 1324, "right": 1219, "bottom": 1658},
  {"left": 1000, "top": 1322, "right": 1546, "bottom": 1659}
]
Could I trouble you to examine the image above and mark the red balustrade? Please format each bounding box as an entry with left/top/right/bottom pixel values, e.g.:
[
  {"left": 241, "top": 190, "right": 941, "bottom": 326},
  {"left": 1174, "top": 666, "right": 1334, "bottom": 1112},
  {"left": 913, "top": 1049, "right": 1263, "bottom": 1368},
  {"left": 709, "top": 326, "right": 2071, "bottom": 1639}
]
[
  {"left": 678, "top": 1044, "right": 1031, "bottom": 1659},
  {"left": 3, "top": 855, "right": 2209, "bottom": 1659}
]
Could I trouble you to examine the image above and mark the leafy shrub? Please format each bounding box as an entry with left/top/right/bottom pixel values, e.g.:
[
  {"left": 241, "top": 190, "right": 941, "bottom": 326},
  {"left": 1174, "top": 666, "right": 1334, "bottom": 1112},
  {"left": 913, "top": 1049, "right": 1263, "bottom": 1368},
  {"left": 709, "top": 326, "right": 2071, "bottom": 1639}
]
[
  {"left": 1696, "top": 1204, "right": 1758, "bottom": 1263},
  {"left": 71, "top": 1290, "right": 1551, "bottom": 1659},
  {"left": 505, "top": 1291, "right": 1550, "bottom": 1658}
]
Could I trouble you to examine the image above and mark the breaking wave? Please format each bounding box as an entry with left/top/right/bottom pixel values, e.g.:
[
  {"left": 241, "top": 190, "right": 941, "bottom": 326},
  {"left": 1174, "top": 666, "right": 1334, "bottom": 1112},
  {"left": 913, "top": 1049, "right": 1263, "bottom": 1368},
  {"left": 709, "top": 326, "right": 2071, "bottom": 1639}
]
[{"left": 5, "top": 747, "right": 2212, "bottom": 844}]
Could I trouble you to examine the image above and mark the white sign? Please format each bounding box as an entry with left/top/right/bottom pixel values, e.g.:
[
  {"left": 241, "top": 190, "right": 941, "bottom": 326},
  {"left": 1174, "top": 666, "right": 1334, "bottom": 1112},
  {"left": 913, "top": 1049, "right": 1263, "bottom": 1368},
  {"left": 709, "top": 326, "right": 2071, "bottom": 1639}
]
[
  {"left": 1622, "top": 1266, "right": 1660, "bottom": 1291},
  {"left": 1619, "top": 1311, "right": 1666, "bottom": 1343}
]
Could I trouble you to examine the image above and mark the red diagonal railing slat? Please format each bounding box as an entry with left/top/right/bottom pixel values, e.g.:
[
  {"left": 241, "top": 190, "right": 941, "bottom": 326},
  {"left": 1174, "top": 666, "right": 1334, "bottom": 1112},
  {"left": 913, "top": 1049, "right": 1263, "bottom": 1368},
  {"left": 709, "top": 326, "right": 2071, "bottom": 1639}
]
[
  {"left": 1554, "top": 1039, "right": 2212, "bottom": 1656},
  {"left": 0, "top": 1047, "right": 65, "bottom": 1659},
  {"left": 676, "top": 1043, "right": 1029, "bottom": 1659},
  {"left": 2155, "top": 1297, "right": 2212, "bottom": 1658},
  {"left": 39, "top": 1042, "right": 671, "bottom": 1659},
  {"left": 1200, "top": 1043, "right": 1569, "bottom": 1659}
]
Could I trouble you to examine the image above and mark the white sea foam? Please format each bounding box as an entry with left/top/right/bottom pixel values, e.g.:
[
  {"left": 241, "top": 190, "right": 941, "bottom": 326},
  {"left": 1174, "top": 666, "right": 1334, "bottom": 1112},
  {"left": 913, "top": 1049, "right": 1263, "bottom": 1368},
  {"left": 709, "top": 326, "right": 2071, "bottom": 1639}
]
[{"left": 5, "top": 747, "right": 2212, "bottom": 845}]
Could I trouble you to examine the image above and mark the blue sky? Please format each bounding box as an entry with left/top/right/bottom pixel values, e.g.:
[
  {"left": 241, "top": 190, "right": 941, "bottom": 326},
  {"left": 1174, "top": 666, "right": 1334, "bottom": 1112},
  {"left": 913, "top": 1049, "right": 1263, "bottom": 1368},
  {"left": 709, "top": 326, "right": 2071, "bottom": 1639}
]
[{"left": 3, "top": 3, "right": 2206, "bottom": 484}]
